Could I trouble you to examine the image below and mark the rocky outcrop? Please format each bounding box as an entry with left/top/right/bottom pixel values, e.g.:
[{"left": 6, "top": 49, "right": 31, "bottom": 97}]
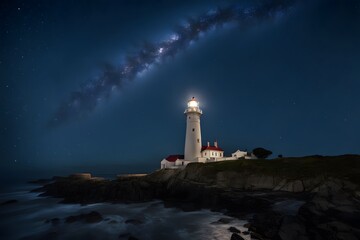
[
  {"left": 296, "top": 180, "right": 360, "bottom": 240},
  {"left": 230, "top": 233, "right": 245, "bottom": 240},
  {"left": 246, "top": 179, "right": 360, "bottom": 240},
  {"left": 44, "top": 218, "right": 60, "bottom": 226},
  {"left": 33, "top": 155, "right": 360, "bottom": 240},
  {"left": 35, "top": 175, "right": 165, "bottom": 204},
  {"left": 228, "top": 226, "right": 241, "bottom": 233},
  {"left": 1, "top": 199, "right": 18, "bottom": 205},
  {"left": 125, "top": 219, "right": 144, "bottom": 225},
  {"left": 65, "top": 211, "right": 103, "bottom": 223}
]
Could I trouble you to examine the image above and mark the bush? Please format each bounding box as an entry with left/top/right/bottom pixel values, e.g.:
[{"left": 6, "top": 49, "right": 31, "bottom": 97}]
[{"left": 252, "top": 147, "right": 272, "bottom": 159}]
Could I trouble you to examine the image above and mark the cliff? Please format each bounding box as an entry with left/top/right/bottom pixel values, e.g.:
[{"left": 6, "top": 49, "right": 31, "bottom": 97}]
[
  {"left": 33, "top": 155, "right": 360, "bottom": 240},
  {"left": 152, "top": 154, "right": 360, "bottom": 191}
]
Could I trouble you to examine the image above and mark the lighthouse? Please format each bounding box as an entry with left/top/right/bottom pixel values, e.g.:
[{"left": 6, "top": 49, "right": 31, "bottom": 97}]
[
  {"left": 184, "top": 97, "right": 203, "bottom": 161},
  {"left": 159, "top": 96, "right": 257, "bottom": 169}
]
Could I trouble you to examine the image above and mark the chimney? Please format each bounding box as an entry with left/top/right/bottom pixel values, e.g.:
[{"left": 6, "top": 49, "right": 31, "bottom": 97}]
[
  {"left": 207, "top": 141, "right": 210, "bottom": 147},
  {"left": 214, "top": 141, "right": 218, "bottom": 148}
]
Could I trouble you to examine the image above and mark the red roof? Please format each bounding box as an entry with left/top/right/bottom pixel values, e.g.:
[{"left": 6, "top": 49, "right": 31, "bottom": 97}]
[
  {"left": 201, "top": 146, "right": 223, "bottom": 151},
  {"left": 165, "top": 155, "right": 184, "bottom": 162}
]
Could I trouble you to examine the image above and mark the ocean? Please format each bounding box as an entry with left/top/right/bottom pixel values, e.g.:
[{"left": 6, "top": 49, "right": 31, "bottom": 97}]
[{"left": 0, "top": 179, "right": 250, "bottom": 240}]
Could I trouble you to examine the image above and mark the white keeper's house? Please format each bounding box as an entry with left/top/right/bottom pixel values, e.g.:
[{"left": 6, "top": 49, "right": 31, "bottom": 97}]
[{"left": 160, "top": 97, "right": 256, "bottom": 169}]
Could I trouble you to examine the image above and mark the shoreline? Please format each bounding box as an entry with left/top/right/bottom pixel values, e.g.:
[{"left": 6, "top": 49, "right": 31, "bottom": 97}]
[{"left": 18, "top": 155, "right": 360, "bottom": 239}]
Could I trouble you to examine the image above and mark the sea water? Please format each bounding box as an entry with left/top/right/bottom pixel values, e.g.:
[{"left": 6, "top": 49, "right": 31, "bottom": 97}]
[{"left": 0, "top": 183, "right": 250, "bottom": 240}]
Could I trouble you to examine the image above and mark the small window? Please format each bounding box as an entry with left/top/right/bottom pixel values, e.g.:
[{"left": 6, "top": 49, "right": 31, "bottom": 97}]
[
  {"left": 192, "top": 128, "right": 195, "bottom": 132},
  {"left": 197, "top": 139, "right": 199, "bottom": 143},
  {"left": 189, "top": 117, "right": 191, "bottom": 119},
  {"left": 205, "top": 153, "right": 207, "bottom": 156}
]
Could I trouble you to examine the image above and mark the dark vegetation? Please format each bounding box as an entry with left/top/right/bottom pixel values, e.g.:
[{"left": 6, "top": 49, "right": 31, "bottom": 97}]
[
  {"left": 252, "top": 147, "right": 273, "bottom": 159},
  {"left": 187, "top": 154, "right": 360, "bottom": 184}
]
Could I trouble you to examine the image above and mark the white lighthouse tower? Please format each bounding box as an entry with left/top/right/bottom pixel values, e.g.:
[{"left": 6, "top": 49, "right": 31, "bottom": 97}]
[{"left": 184, "top": 97, "right": 203, "bottom": 161}]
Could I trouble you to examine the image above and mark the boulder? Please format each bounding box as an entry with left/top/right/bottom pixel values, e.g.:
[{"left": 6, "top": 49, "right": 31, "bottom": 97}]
[
  {"left": 212, "top": 217, "right": 234, "bottom": 224},
  {"left": 228, "top": 226, "right": 241, "bottom": 233},
  {"left": 230, "top": 233, "right": 244, "bottom": 240},
  {"left": 249, "top": 211, "right": 283, "bottom": 239},
  {"left": 118, "top": 233, "right": 139, "bottom": 240},
  {"left": 243, "top": 223, "right": 250, "bottom": 228},
  {"left": 278, "top": 216, "right": 308, "bottom": 240},
  {"left": 1, "top": 199, "right": 18, "bottom": 205},
  {"left": 45, "top": 218, "right": 60, "bottom": 226},
  {"left": 65, "top": 211, "right": 103, "bottom": 223},
  {"left": 245, "top": 175, "right": 276, "bottom": 190},
  {"left": 28, "top": 179, "right": 53, "bottom": 185},
  {"left": 280, "top": 180, "right": 304, "bottom": 192},
  {"left": 128, "top": 237, "right": 139, "bottom": 240},
  {"left": 69, "top": 173, "right": 92, "bottom": 180},
  {"left": 125, "top": 219, "right": 144, "bottom": 225}
]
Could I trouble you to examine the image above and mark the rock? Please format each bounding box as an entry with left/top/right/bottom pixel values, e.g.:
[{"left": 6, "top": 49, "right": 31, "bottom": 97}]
[
  {"left": 128, "top": 237, "right": 139, "bottom": 240},
  {"left": 245, "top": 175, "right": 276, "bottom": 190},
  {"left": 321, "top": 221, "right": 351, "bottom": 232},
  {"left": 228, "top": 226, "right": 241, "bottom": 233},
  {"left": 250, "top": 232, "right": 264, "bottom": 240},
  {"left": 336, "top": 232, "right": 359, "bottom": 240},
  {"left": 30, "top": 157, "right": 360, "bottom": 240},
  {"left": 118, "top": 233, "right": 139, "bottom": 240},
  {"left": 297, "top": 179, "right": 360, "bottom": 240},
  {"left": 302, "top": 177, "right": 323, "bottom": 191},
  {"left": 69, "top": 173, "right": 92, "bottom": 180},
  {"left": 28, "top": 179, "right": 53, "bottom": 185},
  {"left": 65, "top": 211, "right": 103, "bottom": 223},
  {"left": 249, "top": 212, "right": 283, "bottom": 239},
  {"left": 42, "top": 231, "right": 58, "bottom": 239},
  {"left": 45, "top": 218, "right": 60, "bottom": 226},
  {"left": 108, "top": 220, "right": 118, "bottom": 224},
  {"left": 243, "top": 223, "right": 250, "bottom": 228},
  {"left": 230, "top": 233, "right": 244, "bottom": 240},
  {"left": 125, "top": 219, "right": 144, "bottom": 225},
  {"left": 212, "top": 217, "right": 233, "bottom": 224},
  {"left": 278, "top": 216, "right": 308, "bottom": 240},
  {"left": 118, "top": 232, "right": 130, "bottom": 239},
  {"left": 280, "top": 180, "right": 304, "bottom": 192},
  {"left": 274, "top": 179, "right": 287, "bottom": 191},
  {"left": 1, "top": 199, "right": 18, "bottom": 205},
  {"left": 242, "top": 231, "right": 249, "bottom": 235}
]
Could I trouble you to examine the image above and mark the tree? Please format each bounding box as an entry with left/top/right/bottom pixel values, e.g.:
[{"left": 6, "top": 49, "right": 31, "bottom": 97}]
[{"left": 252, "top": 147, "right": 272, "bottom": 159}]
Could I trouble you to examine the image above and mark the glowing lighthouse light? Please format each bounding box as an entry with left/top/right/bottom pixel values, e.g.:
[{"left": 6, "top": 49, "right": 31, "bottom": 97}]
[{"left": 188, "top": 98, "right": 199, "bottom": 108}]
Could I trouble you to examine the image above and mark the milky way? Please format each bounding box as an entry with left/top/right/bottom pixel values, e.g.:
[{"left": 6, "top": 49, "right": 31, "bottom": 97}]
[{"left": 49, "top": 0, "right": 296, "bottom": 127}]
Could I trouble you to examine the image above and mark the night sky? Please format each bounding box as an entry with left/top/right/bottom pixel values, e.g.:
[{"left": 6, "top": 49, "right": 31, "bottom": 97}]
[{"left": 1, "top": 0, "right": 360, "bottom": 178}]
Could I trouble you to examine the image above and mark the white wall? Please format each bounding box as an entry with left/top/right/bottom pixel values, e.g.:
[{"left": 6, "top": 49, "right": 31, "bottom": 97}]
[
  {"left": 214, "top": 157, "right": 238, "bottom": 161},
  {"left": 232, "top": 150, "right": 247, "bottom": 158},
  {"left": 196, "top": 157, "right": 208, "bottom": 163},
  {"left": 175, "top": 159, "right": 191, "bottom": 167},
  {"left": 184, "top": 112, "right": 202, "bottom": 161},
  {"left": 201, "top": 150, "right": 224, "bottom": 158},
  {"left": 160, "top": 159, "right": 175, "bottom": 169}
]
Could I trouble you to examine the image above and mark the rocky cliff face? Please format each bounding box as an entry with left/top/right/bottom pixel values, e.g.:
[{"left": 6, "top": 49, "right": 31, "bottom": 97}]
[{"left": 34, "top": 155, "right": 360, "bottom": 240}]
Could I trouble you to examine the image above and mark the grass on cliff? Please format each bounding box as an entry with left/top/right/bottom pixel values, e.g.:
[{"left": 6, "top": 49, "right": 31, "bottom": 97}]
[{"left": 187, "top": 155, "right": 360, "bottom": 184}]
